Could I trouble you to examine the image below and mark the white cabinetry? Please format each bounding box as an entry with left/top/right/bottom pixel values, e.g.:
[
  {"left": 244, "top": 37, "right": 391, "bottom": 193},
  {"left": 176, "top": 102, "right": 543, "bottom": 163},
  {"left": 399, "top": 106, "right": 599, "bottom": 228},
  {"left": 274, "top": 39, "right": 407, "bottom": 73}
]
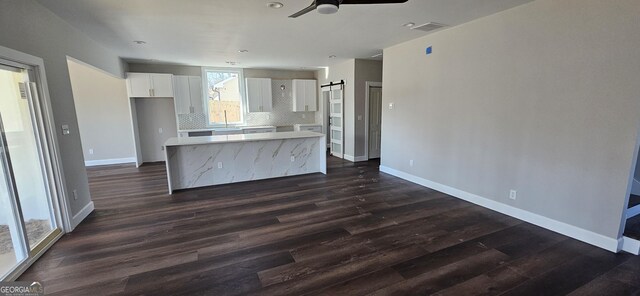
[
  {"left": 294, "top": 124, "right": 322, "bottom": 133},
  {"left": 246, "top": 78, "right": 273, "bottom": 112},
  {"left": 243, "top": 127, "right": 276, "bottom": 134},
  {"left": 126, "top": 73, "right": 174, "bottom": 98},
  {"left": 292, "top": 79, "right": 317, "bottom": 112},
  {"left": 174, "top": 76, "right": 203, "bottom": 114}
]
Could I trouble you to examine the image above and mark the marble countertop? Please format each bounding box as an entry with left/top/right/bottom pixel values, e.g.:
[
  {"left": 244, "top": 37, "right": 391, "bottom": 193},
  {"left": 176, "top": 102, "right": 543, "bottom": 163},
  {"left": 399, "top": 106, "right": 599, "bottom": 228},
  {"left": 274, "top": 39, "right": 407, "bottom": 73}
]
[
  {"left": 165, "top": 131, "right": 324, "bottom": 147},
  {"left": 178, "top": 126, "right": 276, "bottom": 133}
]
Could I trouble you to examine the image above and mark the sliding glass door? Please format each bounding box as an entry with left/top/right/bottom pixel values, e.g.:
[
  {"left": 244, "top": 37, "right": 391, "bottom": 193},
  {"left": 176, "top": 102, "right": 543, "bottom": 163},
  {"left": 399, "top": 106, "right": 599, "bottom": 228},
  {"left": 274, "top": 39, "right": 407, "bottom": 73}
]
[{"left": 0, "top": 62, "right": 61, "bottom": 280}]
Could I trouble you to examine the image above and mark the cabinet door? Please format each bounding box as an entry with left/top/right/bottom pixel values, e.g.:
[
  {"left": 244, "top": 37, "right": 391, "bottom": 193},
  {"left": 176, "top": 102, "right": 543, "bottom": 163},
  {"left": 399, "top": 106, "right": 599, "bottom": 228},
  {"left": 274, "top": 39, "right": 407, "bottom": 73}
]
[
  {"left": 127, "top": 73, "right": 152, "bottom": 97},
  {"left": 246, "top": 78, "right": 263, "bottom": 112},
  {"left": 261, "top": 78, "right": 273, "bottom": 112},
  {"left": 305, "top": 80, "right": 317, "bottom": 111},
  {"left": 173, "top": 76, "right": 191, "bottom": 114},
  {"left": 188, "top": 76, "right": 203, "bottom": 114},
  {"left": 150, "top": 74, "right": 174, "bottom": 97},
  {"left": 292, "top": 80, "right": 306, "bottom": 112}
]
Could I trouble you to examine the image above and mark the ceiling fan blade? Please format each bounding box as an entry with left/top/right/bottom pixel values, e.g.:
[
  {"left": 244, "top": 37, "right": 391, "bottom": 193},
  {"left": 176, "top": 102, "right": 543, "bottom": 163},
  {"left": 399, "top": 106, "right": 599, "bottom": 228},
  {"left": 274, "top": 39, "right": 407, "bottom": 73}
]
[
  {"left": 340, "top": 0, "right": 408, "bottom": 4},
  {"left": 289, "top": 3, "right": 317, "bottom": 18}
]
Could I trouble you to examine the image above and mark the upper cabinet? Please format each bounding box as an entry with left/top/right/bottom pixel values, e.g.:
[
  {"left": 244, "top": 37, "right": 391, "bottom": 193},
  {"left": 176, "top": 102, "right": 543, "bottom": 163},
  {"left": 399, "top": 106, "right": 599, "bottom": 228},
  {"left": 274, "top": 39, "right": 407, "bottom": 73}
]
[
  {"left": 126, "top": 73, "right": 174, "bottom": 98},
  {"left": 246, "top": 78, "right": 273, "bottom": 113},
  {"left": 292, "top": 79, "right": 317, "bottom": 112},
  {"left": 174, "top": 76, "right": 203, "bottom": 114}
]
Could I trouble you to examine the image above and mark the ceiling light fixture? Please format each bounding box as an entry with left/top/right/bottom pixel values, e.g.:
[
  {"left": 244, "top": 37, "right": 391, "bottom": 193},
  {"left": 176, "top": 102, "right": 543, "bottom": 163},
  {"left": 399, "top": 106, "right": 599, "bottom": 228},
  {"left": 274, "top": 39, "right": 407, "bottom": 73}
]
[
  {"left": 133, "top": 40, "right": 147, "bottom": 45},
  {"left": 238, "top": 49, "right": 249, "bottom": 53},
  {"left": 328, "top": 55, "right": 337, "bottom": 59},
  {"left": 226, "top": 61, "right": 239, "bottom": 66},
  {"left": 267, "top": 2, "right": 284, "bottom": 9},
  {"left": 317, "top": 0, "right": 339, "bottom": 15},
  {"left": 402, "top": 22, "right": 415, "bottom": 28}
]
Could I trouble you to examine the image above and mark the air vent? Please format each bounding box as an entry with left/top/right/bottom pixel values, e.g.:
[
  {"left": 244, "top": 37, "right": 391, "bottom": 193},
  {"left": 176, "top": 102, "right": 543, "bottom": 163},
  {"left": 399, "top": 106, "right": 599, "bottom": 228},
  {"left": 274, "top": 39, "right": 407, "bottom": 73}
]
[{"left": 411, "top": 22, "right": 446, "bottom": 33}]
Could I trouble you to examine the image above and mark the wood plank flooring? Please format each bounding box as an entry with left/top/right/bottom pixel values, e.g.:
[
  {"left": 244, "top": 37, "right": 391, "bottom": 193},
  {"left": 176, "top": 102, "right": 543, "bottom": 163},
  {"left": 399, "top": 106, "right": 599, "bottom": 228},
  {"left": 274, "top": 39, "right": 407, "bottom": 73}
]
[{"left": 18, "top": 157, "right": 640, "bottom": 295}]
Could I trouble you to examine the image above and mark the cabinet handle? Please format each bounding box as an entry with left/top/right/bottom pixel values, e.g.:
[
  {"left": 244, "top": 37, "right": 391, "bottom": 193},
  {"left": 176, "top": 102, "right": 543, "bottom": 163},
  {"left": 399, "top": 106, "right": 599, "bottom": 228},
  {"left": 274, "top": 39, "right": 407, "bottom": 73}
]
[
  {"left": 305, "top": 105, "right": 308, "bottom": 111},
  {"left": 152, "top": 89, "right": 155, "bottom": 97},
  {"left": 149, "top": 89, "right": 152, "bottom": 97}
]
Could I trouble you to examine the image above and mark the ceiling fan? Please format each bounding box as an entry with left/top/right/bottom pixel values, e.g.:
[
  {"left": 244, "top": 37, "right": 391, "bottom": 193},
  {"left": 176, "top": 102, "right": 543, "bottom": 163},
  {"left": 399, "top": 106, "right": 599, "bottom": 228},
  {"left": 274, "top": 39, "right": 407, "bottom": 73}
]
[{"left": 289, "top": 0, "right": 409, "bottom": 18}]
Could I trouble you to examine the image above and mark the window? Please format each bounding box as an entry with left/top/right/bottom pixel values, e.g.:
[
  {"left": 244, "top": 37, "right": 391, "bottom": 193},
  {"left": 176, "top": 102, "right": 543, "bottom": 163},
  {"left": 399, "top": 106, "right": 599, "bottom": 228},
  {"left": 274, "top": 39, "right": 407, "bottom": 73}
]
[{"left": 203, "top": 68, "right": 245, "bottom": 125}]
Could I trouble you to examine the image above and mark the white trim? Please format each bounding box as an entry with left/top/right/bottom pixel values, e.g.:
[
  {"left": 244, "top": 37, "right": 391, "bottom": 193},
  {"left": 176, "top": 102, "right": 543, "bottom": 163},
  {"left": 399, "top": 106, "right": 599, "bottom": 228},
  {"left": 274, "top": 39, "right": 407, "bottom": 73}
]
[
  {"left": 364, "top": 81, "right": 382, "bottom": 160},
  {"left": 85, "top": 157, "right": 137, "bottom": 167},
  {"left": 343, "top": 154, "right": 368, "bottom": 162},
  {"left": 621, "top": 236, "right": 640, "bottom": 255},
  {"left": 70, "top": 201, "right": 94, "bottom": 231},
  {"left": 4, "top": 231, "right": 64, "bottom": 281},
  {"left": 631, "top": 179, "right": 640, "bottom": 196},
  {"left": 380, "top": 165, "right": 622, "bottom": 253},
  {"left": 627, "top": 204, "right": 640, "bottom": 219}
]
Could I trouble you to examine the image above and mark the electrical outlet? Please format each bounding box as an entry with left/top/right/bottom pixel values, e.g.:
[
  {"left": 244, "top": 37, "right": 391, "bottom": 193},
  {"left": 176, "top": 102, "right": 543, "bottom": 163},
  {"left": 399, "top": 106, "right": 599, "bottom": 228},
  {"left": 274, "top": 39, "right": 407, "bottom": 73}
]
[
  {"left": 302, "top": 114, "right": 306, "bottom": 119},
  {"left": 389, "top": 103, "right": 394, "bottom": 110},
  {"left": 89, "top": 149, "right": 94, "bottom": 155},
  {"left": 217, "top": 162, "right": 223, "bottom": 169},
  {"left": 73, "top": 189, "right": 78, "bottom": 200},
  {"left": 509, "top": 190, "right": 517, "bottom": 200},
  {"left": 357, "top": 115, "right": 362, "bottom": 121},
  {"left": 161, "top": 146, "right": 165, "bottom": 151},
  {"left": 158, "top": 128, "right": 163, "bottom": 134},
  {"left": 409, "top": 159, "right": 414, "bottom": 167},
  {"left": 291, "top": 156, "right": 295, "bottom": 162}
]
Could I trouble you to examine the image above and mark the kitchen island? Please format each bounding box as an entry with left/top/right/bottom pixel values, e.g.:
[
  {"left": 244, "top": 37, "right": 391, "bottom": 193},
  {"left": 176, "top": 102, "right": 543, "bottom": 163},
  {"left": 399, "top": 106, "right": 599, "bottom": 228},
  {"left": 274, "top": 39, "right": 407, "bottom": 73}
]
[{"left": 164, "top": 131, "right": 326, "bottom": 194}]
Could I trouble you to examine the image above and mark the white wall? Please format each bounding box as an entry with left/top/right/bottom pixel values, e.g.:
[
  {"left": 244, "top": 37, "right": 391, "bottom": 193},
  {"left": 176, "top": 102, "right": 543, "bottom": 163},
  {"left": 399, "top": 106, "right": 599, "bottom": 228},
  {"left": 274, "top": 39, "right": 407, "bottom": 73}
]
[
  {"left": 381, "top": 0, "right": 640, "bottom": 244},
  {"left": 0, "top": 0, "right": 126, "bottom": 228},
  {"left": 67, "top": 59, "right": 135, "bottom": 165}
]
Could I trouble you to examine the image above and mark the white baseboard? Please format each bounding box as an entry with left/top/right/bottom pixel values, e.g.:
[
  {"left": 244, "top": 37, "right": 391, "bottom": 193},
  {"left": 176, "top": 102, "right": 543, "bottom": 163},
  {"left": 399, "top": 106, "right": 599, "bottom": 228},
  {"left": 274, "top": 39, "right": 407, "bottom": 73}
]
[
  {"left": 379, "top": 165, "right": 622, "bottom": 253},
  {"left": 70, "top": 201, "right": 94, "bottom": 231},
  {"left": 344, "top": 154, "right": 368, "bottom": 162},
  {"left": 85, "top": 157, "right": 136, "bottom": 167},
  {"left": 621, "top": 236, "right": 640, "bottom": 255}
]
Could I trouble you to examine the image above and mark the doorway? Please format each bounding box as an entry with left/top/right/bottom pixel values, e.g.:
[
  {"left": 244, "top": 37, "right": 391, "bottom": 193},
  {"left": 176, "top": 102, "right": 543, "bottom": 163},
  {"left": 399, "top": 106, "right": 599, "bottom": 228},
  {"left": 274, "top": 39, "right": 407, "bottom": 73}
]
[
  {"left": 365, "top": 82, "right": 382, "bottom": 159},
  {"left": 0, "top": 58, "right": 63, "bottom": 280}
]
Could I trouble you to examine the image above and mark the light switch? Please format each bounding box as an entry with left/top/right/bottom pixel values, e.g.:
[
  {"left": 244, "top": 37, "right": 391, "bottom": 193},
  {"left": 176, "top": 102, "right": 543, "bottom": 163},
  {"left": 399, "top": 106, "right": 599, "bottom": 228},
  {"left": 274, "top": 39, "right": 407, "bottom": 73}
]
[
  {"left": 357, "top": 115, "right": 362, "bottom": 121},
  {"left": 61, "top": 124, "right": 70, "bottom": 135},
  {"left": 388, "top": 103, "right": 395, "bottom": 110},
  {"left": 158, "top": 128, "right": 163, "bottom": 134}
]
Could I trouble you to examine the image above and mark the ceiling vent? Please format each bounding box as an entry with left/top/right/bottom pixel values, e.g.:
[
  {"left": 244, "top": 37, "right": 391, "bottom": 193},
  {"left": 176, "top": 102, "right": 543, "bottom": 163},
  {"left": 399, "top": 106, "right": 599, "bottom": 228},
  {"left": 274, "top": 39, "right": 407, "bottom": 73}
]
[{"left": 411, "top": 22, "right": 447, "bottom": 33}]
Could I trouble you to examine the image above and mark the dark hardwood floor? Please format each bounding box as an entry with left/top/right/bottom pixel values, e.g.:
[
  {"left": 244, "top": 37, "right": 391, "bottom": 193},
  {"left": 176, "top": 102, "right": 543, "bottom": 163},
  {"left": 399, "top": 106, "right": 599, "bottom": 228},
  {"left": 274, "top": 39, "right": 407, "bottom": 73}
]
[{"left": 18, "top": 157, "right": 640, "bottom": 295}]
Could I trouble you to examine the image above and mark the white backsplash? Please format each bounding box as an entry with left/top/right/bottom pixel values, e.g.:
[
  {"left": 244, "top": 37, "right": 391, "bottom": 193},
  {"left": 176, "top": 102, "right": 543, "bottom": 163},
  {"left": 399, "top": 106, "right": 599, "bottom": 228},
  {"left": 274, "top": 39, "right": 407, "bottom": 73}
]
[{"left": 177, "top": 79, "right": 317, "bottom": 130}]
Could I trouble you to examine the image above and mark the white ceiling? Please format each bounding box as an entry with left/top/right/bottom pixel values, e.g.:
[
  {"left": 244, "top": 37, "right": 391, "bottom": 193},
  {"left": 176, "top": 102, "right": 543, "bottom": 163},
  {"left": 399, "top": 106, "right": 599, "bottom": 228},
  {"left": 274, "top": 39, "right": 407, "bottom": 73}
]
[{"left": 38, "top": 0, "right": 533, "bottom": 69}]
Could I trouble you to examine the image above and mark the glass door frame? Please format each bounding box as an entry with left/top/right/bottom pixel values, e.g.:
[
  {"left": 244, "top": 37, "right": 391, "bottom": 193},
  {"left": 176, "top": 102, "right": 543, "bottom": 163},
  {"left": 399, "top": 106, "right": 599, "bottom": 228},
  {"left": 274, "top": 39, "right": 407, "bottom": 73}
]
[{"left": 0, "top": 47, "right": 68, "bottom": 281}]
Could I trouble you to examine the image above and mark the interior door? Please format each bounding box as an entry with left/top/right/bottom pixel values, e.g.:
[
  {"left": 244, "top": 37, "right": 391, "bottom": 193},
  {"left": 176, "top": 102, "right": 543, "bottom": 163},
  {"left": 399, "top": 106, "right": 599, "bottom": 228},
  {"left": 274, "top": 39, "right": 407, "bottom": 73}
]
[
  {"left": 0, "top": 63, "right": 62, "bottom": 280},
  {"left": 329, "top": 87, "right": 344, "bottom": 158},
  {"left": 368, "top": 86, "right": 382, "bottom": 159}
]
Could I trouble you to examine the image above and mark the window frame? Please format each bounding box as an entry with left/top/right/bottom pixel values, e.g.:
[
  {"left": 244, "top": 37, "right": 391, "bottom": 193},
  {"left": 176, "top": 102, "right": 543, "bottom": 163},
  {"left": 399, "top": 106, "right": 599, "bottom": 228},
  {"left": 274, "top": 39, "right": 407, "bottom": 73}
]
[{"left": 201, "top": 67, "right": 247, "bottom": 127}]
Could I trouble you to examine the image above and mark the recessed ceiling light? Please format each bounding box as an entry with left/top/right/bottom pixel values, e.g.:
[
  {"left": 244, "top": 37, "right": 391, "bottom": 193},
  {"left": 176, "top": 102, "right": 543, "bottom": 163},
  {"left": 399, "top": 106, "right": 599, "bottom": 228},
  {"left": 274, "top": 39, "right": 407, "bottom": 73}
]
[
  {"left": 267, "top": 2, "right": 284, "bottom": 9},
  {"left": 238, "top": 49, "right": 249, "bottom": 53},
  {"left": 402, "top": 22, "right": 416, "bottom": 28},
  {"left": 328, "top": 55, "right": 337, "bottom": 59},
  {"left": 226, "top": 61, "right": 239, "bottom": 65},
  {"left": 133, "top": 40, "right": 147, "bottom": 45}
]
